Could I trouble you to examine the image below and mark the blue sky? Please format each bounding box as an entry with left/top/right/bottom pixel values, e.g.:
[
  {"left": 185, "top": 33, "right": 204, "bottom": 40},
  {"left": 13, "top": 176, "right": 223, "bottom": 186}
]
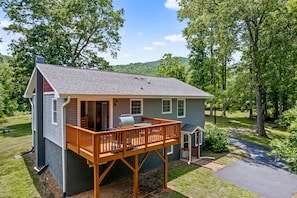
[{"left": 0, "top": 0, "right": 189, "bottom": 65}]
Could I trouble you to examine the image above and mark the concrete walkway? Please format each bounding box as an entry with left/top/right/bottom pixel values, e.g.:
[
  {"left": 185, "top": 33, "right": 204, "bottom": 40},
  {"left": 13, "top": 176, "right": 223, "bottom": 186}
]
[{"left": 214, "top": 137, "right": 297, "bottom": 198}]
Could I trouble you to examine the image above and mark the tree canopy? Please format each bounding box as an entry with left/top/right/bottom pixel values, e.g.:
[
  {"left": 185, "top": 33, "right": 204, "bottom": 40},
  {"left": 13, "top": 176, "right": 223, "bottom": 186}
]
[
  {"left": 178, "top": 0, "right": 297, "bottom": 136},
  {"left": 0, "top": 0, "right": 124, "bottom": 111},
  {"left": 157, "top": 53, "right": 187, "bottom": 82}
]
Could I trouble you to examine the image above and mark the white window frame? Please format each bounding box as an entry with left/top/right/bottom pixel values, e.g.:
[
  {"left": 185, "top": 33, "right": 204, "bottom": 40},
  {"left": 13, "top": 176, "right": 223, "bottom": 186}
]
[
  {"left": 162, "top": 98, "right": 172, "bottom": 114},
  {"left": 177, "top": 99, "right": 186, "bottom": 118},
  {"left": 194, "top": 132, "right": 203, "bottom": 146},
  {"left": 182, "top": 134, "right": 189, "bottom": 148},
  {"left": 130, "top": 99, "right": 143, "bottom": 116},
  {"left": 52, "top": 98, "right": 58, "bottom": 125},
  {"left": 167, "top": 145, "right": 173, "bottom": 155}
]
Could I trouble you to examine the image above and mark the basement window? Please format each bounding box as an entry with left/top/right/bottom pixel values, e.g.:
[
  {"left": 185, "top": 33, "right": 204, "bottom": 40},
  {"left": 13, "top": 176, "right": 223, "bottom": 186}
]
[
  {"left": 167, "top": 145, "right": 173, "bottom": 155},
  {"left": 52, "top": 98, "right": 57, "bottom": 125}
]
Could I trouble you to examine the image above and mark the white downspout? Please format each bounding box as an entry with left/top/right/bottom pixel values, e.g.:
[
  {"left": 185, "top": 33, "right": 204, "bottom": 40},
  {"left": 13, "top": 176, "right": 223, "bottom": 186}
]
[
  {"left": 61, "top": 96, "right": 71, "bottom": 197},
  {"left": 29, "top": 98, "right": 34, "bottom": 149},
  {"left": 187, "top": 134, "right": 192, "bottom": 165}
]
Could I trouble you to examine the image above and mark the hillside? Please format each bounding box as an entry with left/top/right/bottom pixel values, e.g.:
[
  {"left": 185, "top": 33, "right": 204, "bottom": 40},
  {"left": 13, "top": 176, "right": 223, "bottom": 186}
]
[{"left": 112, "top": 57, "right": 189, "bottom": 76}]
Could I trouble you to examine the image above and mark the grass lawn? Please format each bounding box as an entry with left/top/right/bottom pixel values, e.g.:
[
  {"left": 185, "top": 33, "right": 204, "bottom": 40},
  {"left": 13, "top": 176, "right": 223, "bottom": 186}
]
[
  {"left": 205, "top": 111, "right": 289, "bottom": 148},
  {"left": 155, "top": 160, "right": 260, "bottom": 198},
  {"left": 0, "top": 113, "right": 288, "bottom": 197},
  {"left": 0, "top": 115, "right": 41, "bottom": 197}
]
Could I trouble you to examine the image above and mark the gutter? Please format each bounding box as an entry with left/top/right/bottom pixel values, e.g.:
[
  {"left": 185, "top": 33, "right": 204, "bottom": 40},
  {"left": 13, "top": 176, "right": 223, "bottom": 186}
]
[{"left": 61, "top": 96, "right": 71, "bottom": 198}]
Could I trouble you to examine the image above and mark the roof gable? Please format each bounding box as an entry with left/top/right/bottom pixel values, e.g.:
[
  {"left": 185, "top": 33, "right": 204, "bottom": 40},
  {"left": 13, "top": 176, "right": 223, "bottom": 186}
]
[{"left": 24, "top": 64, "right": 213, "bottom": 99}]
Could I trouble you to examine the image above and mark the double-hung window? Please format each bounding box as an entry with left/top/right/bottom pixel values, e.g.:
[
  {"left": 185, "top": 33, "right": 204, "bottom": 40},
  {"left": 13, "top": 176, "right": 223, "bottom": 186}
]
[
  {"left": 177, "top": 99, "right": 186, "bottom": 118},
  {"left": 130, "top": 99, "right": 143, "bottom": 116},
  {"left": 162, "top": 99, "right": 172, "bottom": 114},
  {"left": 52, "top": 98, "right": 57, "bottom": 125}
]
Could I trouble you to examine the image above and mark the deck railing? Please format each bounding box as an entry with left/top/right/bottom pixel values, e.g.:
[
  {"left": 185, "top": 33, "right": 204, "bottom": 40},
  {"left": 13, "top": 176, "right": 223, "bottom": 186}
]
[{"left": 66, "top": 117, "right": 181, "bottom": 163}]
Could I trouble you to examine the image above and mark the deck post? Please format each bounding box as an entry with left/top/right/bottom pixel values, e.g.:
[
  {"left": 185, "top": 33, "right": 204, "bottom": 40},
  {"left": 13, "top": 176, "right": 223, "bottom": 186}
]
[
  {"left": 94, "top": 164, "right": 99, "bottom": 198},
  {"left": 163, "top": 147, "right": 168, "bottom": 188},
  {"left": 133, "top": 154, "right": 139, "bottom": 198}
]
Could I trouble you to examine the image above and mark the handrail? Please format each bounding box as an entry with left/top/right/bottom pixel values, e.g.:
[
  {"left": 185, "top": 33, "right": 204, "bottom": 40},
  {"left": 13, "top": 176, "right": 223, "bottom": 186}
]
[{"left": 66, "top": 117, "right": 181, "bottom": 163}]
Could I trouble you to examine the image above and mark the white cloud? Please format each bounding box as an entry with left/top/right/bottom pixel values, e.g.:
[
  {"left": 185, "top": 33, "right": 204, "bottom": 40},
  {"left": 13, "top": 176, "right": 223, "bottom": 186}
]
[
  {"left": 164, "top": 34, "right": 185, "bottom": 42},
  {"left": 164, "top": 0, "right": 180, "bottom": 10},
  {"left": 143, "top": 47, "right": 153, "bottom": 51},
  {"left": 0, "top": 20, "right": 12, "bottom": 28},
  {"left": 137, "top": 32, "right": 143, "bottom": 36},
  {"left": 123, "top": 53, "right": 130, "bottom": 57},
  {"left": 152, "top": 41, "right": 166, "bottom": 46}
]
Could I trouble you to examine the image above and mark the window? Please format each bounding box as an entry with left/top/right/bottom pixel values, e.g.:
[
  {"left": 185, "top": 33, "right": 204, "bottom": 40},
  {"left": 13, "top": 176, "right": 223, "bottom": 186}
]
[
  {"left": 167, "top": 145, "right": 173, "bottom": 155},
  {"left": 183, "top": 134, "right": 189, "bottom": 148},
  {"left": 177, "top": 99, "right": 186, "bottom": 118},
  {"left": 52, "top": 98, "right": 57, "bottom": 124},
  {"left": 130, "top": 99, "right": 143, "bottom": 115},
  {"left": 162, "top": 99, "right": 172, "bottom": 114},
  {"left": 194, "top": 131, "right": 203, "bottom": 146}
]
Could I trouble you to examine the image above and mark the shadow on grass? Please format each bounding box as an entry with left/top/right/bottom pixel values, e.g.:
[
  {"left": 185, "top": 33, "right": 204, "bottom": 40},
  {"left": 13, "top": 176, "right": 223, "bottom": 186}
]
[
  {"left": 0, "top": 123, "right": 31, "bottom": 137},
  {"left": 22, "top": 153, "right": 56, "bottom": 198},
  {"left": 156, "top": 188, "right": 189, "bottom": 198},
  {"left": 206, "top": 115, "right": 256, "bottom": 130}
]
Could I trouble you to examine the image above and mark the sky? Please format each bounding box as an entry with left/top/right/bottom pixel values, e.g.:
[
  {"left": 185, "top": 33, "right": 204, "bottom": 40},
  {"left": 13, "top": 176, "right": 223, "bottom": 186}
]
[{"left": 0, "top": 0, "right": 189, "bottom": 65}]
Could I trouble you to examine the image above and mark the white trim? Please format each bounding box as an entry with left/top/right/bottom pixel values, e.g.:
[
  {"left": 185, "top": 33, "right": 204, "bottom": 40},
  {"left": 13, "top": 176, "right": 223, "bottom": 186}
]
[
  {"left": 23, "top": 67, "right": 37, "bottom": 98},
  {"left": 44, "top": 91, "right": 55, "bottom": 95},
  {"left": 52, "top": 98, "right": 58, "bottom": 125},
  {"left": 60, "top": 94, "right": 213, "bottom": 100},
  {"left": 167, "top": 145, "right": 173, "bottom": 155},
  {"left": 194, "top": 131, "right": 203, "bottom": 146},
  {"left": 162, "top": 98, "right": 172, "bottom": 114},
  {"left": 130, "top": 99, "right": 143, "bottom": 116},
  {"left": 177, "top": 99, "right": 186, "bottom": 118}
]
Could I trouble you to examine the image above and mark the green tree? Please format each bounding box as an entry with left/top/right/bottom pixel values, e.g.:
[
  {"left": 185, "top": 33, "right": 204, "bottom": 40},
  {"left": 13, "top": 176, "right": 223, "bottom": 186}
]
[
  {"left": 178, "top": 0, "right": 297, "bottom": 137},
  {"left": 1, "top": 0, "right": 124, "bottom": 111},
  {"left": 270, "top": 104, "right": 297, "bottom": 174},
  {"left": 157, "top": 53, "right": 187, "bottom": 82},
  {"left": 0, "top": 57, "right": 16, "bottom": 116}
]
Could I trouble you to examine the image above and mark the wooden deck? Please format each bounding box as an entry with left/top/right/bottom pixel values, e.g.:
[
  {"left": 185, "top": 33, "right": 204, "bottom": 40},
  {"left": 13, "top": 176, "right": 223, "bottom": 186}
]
[
  {"left": 66, "top": 117, "right": 180, "bottom": 198},
  {"left": 66, "top": 117, "right": 180, "bottom": 164}
]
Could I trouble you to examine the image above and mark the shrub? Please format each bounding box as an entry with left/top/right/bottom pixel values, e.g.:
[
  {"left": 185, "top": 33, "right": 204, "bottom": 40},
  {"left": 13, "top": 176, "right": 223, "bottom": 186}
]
[
  {"left": 270, "top": 104, "right": 297, "bottom": 174},
  {"left": 275, "top": 107, "right": 297, "bottom": 128},
  {"left": 203, "top": 126, "right": 229, "bottom": 153}
]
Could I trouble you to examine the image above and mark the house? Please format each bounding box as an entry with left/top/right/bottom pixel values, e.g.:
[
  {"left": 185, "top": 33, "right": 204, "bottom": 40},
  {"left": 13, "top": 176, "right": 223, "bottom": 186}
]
[{"left": 24, "top": 62, "right": 212, "bottom": 197}]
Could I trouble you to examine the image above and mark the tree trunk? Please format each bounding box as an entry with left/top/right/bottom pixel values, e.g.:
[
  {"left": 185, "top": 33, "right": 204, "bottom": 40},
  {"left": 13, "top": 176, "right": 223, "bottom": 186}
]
[
  {"left": 249, "top": 93, "right": 253, "bottom": 119},
  {"left": 209, "top": 105, "right": 213, "bottom": 117},
  {"left": 255, "top": 82, "right": 267, "bottom": 137},
  {"left": 222, "top": 97, "right": 227, "bottom": 117}
]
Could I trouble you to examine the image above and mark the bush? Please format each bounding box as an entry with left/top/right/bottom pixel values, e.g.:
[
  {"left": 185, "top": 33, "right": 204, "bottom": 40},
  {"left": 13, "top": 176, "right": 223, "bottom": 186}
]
[
  {"left": 203, "top": 126, "right": 229, "bottom": 153},
  {"left": 269, "top": 104, "right": 297, "bottom": 174},
  {"left": 275, "top": 107, "right": 297, "bottom": 128}
]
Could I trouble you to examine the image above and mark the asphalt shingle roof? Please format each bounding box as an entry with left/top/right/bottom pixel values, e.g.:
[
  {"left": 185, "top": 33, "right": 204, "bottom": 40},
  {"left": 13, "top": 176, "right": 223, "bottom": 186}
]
[{"left": 35, "top": 64, "right": 213, "bottom": 98}]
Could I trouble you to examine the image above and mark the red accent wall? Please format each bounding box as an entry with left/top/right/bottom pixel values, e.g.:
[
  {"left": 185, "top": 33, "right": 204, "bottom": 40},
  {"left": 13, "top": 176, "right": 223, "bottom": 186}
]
[{"left": 33, "top": 79, "right": 54, "bottom": 93}]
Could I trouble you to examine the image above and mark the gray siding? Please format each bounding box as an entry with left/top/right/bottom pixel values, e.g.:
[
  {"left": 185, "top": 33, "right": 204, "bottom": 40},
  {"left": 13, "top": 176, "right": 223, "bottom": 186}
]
[
  {"left": 143, "top": 98, "right": 205, "bottom": 127},
  {"left": 66, "top": 150, "right": 94, "bottom": 195},
  {"left": 66, "top": 98, "right": 77, "bottom": 125},
  {"left": 45, "top": 139, "right": 63, "bottom": 188},
  {"left": 113, "top": 98, "right": 130, "bottom": 127},
  {"left": 43, "top": 94, "right": 64, "bottom": 147}
]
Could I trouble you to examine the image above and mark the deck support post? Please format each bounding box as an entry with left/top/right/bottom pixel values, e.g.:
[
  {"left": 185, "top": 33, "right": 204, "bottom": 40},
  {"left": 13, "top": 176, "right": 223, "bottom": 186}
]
[
  {"left": 93, "top": 164, "right": 99, "bottom": 198},
  {"left": 133, "top": 154, "right": 139, "bottom": 198},
  {"left": 163, "top": 147, "right": 168, "bottom": 188}
]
